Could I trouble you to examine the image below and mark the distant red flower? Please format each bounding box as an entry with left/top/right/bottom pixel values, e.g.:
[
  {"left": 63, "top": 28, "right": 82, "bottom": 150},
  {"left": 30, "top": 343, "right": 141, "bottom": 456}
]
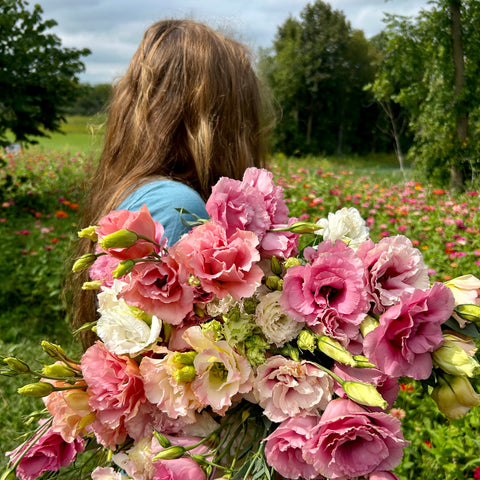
[
  {"left": 55, "top": 210, "right": 68, "bottom": 218},
  {"left": 474, "top": 466, "right": 480, "bottom": 479},
  {"left": 400, "top": 383, "right": 414, "bottom": 393},
  {"left": 432, "top": 189, "right": 445, "bottom": 195},
  {"left": 423, "top": 441, "right": 432, "bottom": 449}
]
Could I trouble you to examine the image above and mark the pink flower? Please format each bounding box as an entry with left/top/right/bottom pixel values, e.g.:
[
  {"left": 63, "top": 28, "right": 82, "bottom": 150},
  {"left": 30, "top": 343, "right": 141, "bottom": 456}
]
[
  {"left": 280, "top": 240, "right": 369, "bottom": 346},
  {"left": 253, "top": 355, "right": 333, "bottom": 422},
  {"left": 7, "top": 426, "right": 84, "bottom": 480},
  {"left": 261, "top": 217, "right": 299, "bottom": 259},
  {"left": 363, "top": 283, "right": 455, "bottom": 380},
  {"left": 369, "top": 471, "right": 401, "bottom": 480},
  {"left": 81, "top": 342, "right": 147, "bottom": 448},
  {"left": 303, "top": 398, "right": 408, "bottom": 479},
  {"left": 140, "top": 353, "right": 201, "bottom": 423},
  {"left": 183, "top": 326, "right": 253, "bottom": 415},
  {"left": 264, "top": 415, "right": 320, "bottom": 479},
  {"left": 357, "top": 236, "right": 430, "bottom": 314},
  {"left": 88, "top": 253, "right": 120, "bottom": 288},
  {"left": 120, "top": 255, "right": 194, "bottom": 325},
  {"left": 91, "top": 467, "right": 127, "bottom": 480},
  {"left": 171, "top": 221, "right": 263, "bottom": 301},
  {"left": 96, "top": 205, "right": 160, "bottom": 260}
]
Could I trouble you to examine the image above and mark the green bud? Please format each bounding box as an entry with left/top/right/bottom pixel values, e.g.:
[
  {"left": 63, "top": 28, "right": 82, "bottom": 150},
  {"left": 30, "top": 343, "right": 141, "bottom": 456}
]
[
  {"left": 297, "top": 330, "right": 317, "bottom": 353},
  {"left": 283, "top": 257, "right": 302, "bottom": 269},
  {"left": 280, "top": 221, "right": 319, "bottom": 234},
  {"left": 152, "top": 446, "right": 186, "bottom": 461},
  {"left": 360, "top": 315, "right": 379, "bottom": 337},
  {"left": 265, "top": 275, "right": 281, "bottom": 291},
  {"left": 189, "top": 454, "right": 208, "bottom": 466},
  {"left": 280, "top": 344, "right": 300, "bottom": 362},
  {"left": 41, "top": 341, "right": 66, "bottom": 360},
  {"left": 42, "top": 364, "right": 76, "bottom": 378},
  {"left": 99, "top": 229, "right": 139, "bottom": 249},
  {"left": 112, "top": 259, "right": 136, "bottom": 278},
  {"left": 18, "top": 381, "right": 54, "bottom": 397},
  {"left": 127, "top": 305, "right": 152, "bottom": 324},
  {"left": 433, "top": 340, "right": 480, "bottom": 377},
  {"left": 454, "top": 304, "right": 480, "bottom": 323},
  {"left": 3, "top": 357, "right": 30, "bottom": 374},
  {"left": 271, "top": 256, "right": 283, "bottom": 276},
  {"left": 188, "top": 275, "right": 201, "bottom": 286},
  {"left": 72, "top": 253, "right": 98, "bottom": 273},
  {"left": 201, "top": 320, "right": 224, "bottom": 341},
  {"left": 172, "top": 366, "right": 197, "bottom": 383},
  {"left": 317, "top": 336, "right": 357, "bottom": 367},
  {"left": 82, "top": 280, "right": 102, "bottom": 290},
  {"left": 243, "top": 297, "right": 258, "bottom": 315},
  {"left": 77, "top": 225, "right": 98, "bottom": 241},
  {"left": 342, "top": 381, "right": 388, "bottom": 409},
  {"left": 172, "top": 351, "right": 197, "bottom": 366},
  {"left": 353, "top": 355, "right": 376, "bottom": 369},
  {"left": 153, "top": 431, "right": 171, "bottom": 448}
]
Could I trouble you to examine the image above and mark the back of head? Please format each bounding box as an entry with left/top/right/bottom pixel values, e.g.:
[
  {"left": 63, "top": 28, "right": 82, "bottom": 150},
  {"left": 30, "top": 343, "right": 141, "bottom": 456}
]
[{"left": 93, "top": 19, "right": 269, "bottom": 221}]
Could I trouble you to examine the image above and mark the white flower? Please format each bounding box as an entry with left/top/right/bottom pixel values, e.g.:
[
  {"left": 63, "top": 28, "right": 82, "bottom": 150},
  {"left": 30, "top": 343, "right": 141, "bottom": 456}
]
[
  {"left": 315, "top": 207, "right": 369, "bottom": 249},
  {"left": 206, "top": 294, "right": 238, "bottom": 317},
  {"left": 254, "top": 291, "right": 303, "bottom": 347},
  {"left": 96, "top": 280, "right": 162, "bottom": 356}
]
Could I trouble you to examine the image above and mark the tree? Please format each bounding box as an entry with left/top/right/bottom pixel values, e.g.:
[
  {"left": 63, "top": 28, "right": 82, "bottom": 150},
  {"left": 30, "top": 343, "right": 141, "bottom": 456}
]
[
  {"left": 0, "top": 0, "right": 90, "bottom": 147},
  {"left": 261, "top": 1, "right": 380, "bottom": 156},
  {"left": 67, "top": 83, "right": 112, "bottom": 116}
]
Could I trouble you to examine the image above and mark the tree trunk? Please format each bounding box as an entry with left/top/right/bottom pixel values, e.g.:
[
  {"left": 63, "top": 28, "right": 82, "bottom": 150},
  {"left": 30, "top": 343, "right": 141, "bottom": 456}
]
[{"left": 450, "top": 0, "right": 467, "bottom": 190}]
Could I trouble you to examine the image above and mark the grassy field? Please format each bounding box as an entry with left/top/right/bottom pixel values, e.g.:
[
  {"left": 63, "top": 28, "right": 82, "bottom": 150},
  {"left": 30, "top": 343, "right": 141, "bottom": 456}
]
[{"left": 1, "top": 117, "right": 480, "bottom": 479}]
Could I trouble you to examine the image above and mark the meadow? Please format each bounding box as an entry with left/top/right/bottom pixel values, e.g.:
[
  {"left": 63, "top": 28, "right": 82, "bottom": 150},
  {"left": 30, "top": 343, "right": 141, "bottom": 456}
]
[{"left": 1, "top": 119, "right": 480, "bottom": 479}]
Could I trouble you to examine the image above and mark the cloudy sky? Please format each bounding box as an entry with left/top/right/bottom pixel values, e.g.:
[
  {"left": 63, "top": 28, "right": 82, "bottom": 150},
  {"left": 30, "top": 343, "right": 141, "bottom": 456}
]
[{"left": 38, "top": 0, "right": 432, "bottom": 85}]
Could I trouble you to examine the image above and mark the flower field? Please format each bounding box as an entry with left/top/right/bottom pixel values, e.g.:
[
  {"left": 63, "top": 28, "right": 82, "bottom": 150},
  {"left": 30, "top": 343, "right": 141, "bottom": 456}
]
[{"left": 1, "top": 149, "right": 480, "bottom": 479}]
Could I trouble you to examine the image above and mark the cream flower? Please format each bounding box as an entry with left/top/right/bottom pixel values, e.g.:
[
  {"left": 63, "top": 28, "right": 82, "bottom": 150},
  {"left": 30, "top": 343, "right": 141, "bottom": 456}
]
[
  {"left": 183, "top": 326, "right": 253, "bottom": 415},
  {"left": 254, "top": 291, "right": 304, "bottom": 347},
  {"left": 96, "top": 280, "right": 162, "bottom": 356},
  {"left": 315, "top": 207, "right": 369, "bottom": 249}
]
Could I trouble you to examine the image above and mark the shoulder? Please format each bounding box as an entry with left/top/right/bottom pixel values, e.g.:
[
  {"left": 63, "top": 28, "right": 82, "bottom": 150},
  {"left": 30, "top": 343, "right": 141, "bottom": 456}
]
[{"left": 118, "top": 179, "right": 208, "bottom": 244}]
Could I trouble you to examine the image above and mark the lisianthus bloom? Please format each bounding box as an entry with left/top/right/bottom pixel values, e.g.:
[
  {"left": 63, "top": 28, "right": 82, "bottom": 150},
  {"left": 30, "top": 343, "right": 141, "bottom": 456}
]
[
  {"left": 91, "top": 467, "right": 129, "bottom": 480},
  {"left": 303, "top": 398, "right": 408, "bottom": 480},
  {"left": 183, "top": 326, "right": 253, "bottom": 415},
  {"left": 357, "top": 235, "right": 430, "bottom": 314},
  {"left": 363, "top": 283, "right": 455, "bottom": 380},
  {"left": 280, "top": 240, "right": 368, "bottom": 347},
  {"left": 255, "top": 290, "right": 304, "bottom": 347},
  {"left": 315, "top": 207, "right": 369, "bottom": 250},
  {"left": 445, "top": 274, "right": 480, "bottom": 305},
  {"left": 88, "top": 253, "right": 120, "bottom": 288},
  {"left": 96, "top": 280, "right": 162, "bottom": 355},
  {"left": 369, "top": 472, "right": 401, "bottom": 480},
  {"left": 264, "top": 415, "right": 320, "bottom": 480},
  {"left": 7, "top": 425, "right": 84, "bottom": 480},
  {"left": 332, "top": 363, "right": 399, "bottom": 410},
  {"left": 43, "top": 381, "right": 93, "bottom": 442},
  {"left": 119, "top": 254, "right": 195, "bottom": 326},
  {"left": 253, "top": 355, "right": 333, "bottom": 422},
  {"left": 171, "top": 221, "right": 263, "bottom": 301},
  {"left": 96, "top": 205, "right": 161, "bottom": 260},
  {"left": 140, "top": 351, "right": 201, "bottom": 423},
  {"left": 81, "top": 342, "right": 147, "bottom": 448}
]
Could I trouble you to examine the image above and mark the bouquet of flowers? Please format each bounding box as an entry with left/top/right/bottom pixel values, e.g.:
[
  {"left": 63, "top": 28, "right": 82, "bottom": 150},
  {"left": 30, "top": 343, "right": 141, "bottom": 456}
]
[{"left": 3, "top": 167, "right": 480, "bottom": 480}]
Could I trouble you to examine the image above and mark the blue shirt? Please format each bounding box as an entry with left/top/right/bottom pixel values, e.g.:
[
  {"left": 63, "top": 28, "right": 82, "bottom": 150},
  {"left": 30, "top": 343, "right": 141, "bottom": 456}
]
[{"left": 118, "top": 179, "right": 208, "bottom": 245}]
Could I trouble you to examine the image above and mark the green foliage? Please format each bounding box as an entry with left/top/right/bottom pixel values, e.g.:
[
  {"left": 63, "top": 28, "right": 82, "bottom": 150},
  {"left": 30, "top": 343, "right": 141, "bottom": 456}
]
[
  {"left": 67, "top": 83, "right": 112, "bottom": 116},
  {"left": 260, "top": 0, "right": 384, "bottom": 157},
  {"left": 0, "top": 0, "right": 90, "bottom": 147}
]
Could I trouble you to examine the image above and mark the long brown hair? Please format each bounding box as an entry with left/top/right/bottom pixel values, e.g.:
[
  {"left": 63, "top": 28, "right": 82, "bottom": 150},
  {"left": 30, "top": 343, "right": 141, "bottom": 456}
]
[{"left": 69, "top": 19, "right": 272, "bottom": 347}]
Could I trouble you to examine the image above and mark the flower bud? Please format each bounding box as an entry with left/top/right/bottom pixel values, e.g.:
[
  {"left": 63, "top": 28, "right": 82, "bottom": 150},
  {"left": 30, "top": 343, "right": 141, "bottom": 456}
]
[
  {"left": 112, "top": 259, "right": 136, "bottom": 278},
  {"left": 18, "top": 381, "right": 54, "bottom": 397},
  {"left": 0, "top": 468, "right": 16, "bottom": 480},
  {"left": 41, "top": 341, "right": 66, "bottom": 360},
  {"left": 42, "top": 363, "right": 76, "bottom": 378},
  {"left": 280, "top": 344, "right": 299, "bottom": 362},
  {"left": 353, "top": 355, "right": 376, "bottom": 368},
  {"left": 297, "top": 330, "right": 317, "bottom": 353},
  {"left": 77, "top": 225, "right": 98, "bottom": 241},
  {"left": 454, "top": 304, "right": 480, "bottom": 323},
  {"left": 152, "top": 446, "right": 186, "bottom": 461},
  {"left": 153, "top": 431, "right": 171, "bottom": 448},
  {"left": 3, "top": 357, "right": 30, "bottom": 374},
  {"left": 189, "top": 454, "right": 208, "bottom": 466},
  {"left": 360, "top": 315, "right": 379, "bottom": 337},
  {"left": 317, "top": 336, "right": 356, "bottom": 367},
  {"left": 271, "top": 256, "right": 283, "bottom": 276},
  {"left": 72, "top": 253, "right": 98, "bottom": 273},
  {"left": 432, "top": 374, "right": 480, "bottom": 420},
  {"left": 172, "top": 366, "right": 196, "bottom": 383},
  {"left": 201, "top": 320, "right": 223, "bottom": 341},
  {"left": 284, "top": 257, "right": 302, "bottom": 269},
  {"left": 82, "top": 280, "right": 102, "bottom": 290},
  {"left": 265, "top": 275, "right": 281, "bottom": 291},
  {"left": 282, "top": 221, "right": 319, "bottom": 234},
  {"left": 433, "top": 334, "right": 480, "bottom": 377},
  {"left": 172, "top": 351, "right": 197, "bottom": 366},
  {"left": 99, "top": 229, "right": 139, "bottom": 249},
  {"left": 342, "top": 381, "right": 388, "bottom": 409}
]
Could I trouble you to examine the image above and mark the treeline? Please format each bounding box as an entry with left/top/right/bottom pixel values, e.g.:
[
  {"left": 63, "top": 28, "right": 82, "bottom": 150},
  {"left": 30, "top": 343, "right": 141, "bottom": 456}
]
[{"left": 67, "top": 83, "right": 112, "bottom": 116}]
